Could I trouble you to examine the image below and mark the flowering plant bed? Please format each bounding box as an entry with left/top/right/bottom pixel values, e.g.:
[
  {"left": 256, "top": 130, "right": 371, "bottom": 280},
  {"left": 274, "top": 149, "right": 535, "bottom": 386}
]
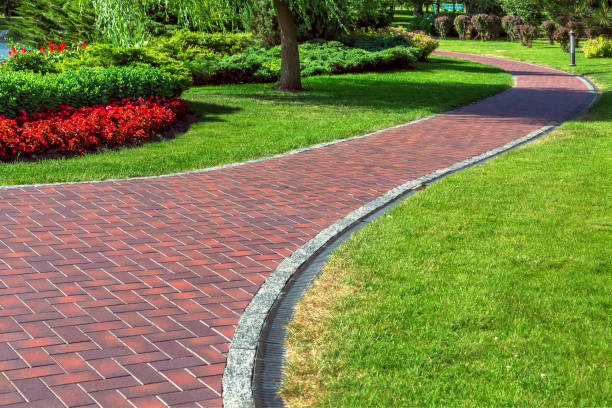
[{"left": 0, "top": 97, "right": 188, "bottom": 162}]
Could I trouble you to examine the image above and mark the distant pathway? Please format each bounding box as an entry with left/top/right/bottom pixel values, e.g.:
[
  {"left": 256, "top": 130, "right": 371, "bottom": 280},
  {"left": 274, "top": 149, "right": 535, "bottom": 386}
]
[{"left": 0, "top": 52, "right": 593, "bottom": 407}]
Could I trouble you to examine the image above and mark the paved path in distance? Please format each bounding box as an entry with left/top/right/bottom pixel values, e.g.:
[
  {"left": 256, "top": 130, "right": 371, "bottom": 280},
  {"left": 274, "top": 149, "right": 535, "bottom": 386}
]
[{"left": 0, "top": 52, "right": 593, "bottom": 407}]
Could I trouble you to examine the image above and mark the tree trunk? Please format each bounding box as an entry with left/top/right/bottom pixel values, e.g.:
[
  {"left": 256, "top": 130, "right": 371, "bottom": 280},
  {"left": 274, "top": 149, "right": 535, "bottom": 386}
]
[
  {"left": 414, "top": 0, "right": 424, "bottom": 16},
  {"left": 273, "top": 0, "right": 303, "bottom": 91}
]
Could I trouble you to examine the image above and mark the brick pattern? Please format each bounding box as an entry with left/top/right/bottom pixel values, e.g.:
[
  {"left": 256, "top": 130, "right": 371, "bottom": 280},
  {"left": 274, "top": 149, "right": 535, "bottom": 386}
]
[{"left": 0, "top": 53, "right": 591, "bottom": 407}]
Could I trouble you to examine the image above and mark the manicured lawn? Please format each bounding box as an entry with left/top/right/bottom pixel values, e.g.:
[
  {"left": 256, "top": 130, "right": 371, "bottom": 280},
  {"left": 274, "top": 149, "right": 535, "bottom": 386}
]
[
  {"left": 392, "top": 10, "right": 414, "bottom": 27},
  {"left": 0, "top": 56, "right": 511, "bottom": 185},
  {"left": 281, "top": 41, "right": 611, "bottom": 406}
]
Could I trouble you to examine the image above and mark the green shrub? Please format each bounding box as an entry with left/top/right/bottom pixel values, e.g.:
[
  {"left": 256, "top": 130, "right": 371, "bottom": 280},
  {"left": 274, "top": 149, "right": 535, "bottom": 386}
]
[
  {"left": 150, "top": 30, "right": 256, "bottom": 61},
  {"left": 472, "top": 14, "right": 492, "bottom": 40},
  {"left": 489, "top": 15, "right": 503, "bottom": 39},
  {"left": 541, "top": 20, "right": 557, "bottom": 44},
  {"left": 405, "top": 14, "right": 435, "bottom": 35},
  {"left": 0, "top": 66, "right": 177, "bottom": 118},
  {"left": 340, "top": 27, "right": 439, "bottom": 61},
  {"left": 583, "top": 36, "right": 612, "bottom": 58},
  {"left": 2, "top": 51, "right": 56, "bottom": 74},
  {"left": 56, "top": 43, "right": 192, "bottom": 92},
  {"left": 186, "top": 41, "right": 420, "bottom": 86},
  {"left": 502, "top": 15, "right": 524, "bottom": 41},
  {"left": 553, "top": 27, "right": 571, "bottom": 52},
  {"left": 454, "top": 15, "right": 473, "bottom": 40},
  {"left": 434, "top": 16, "right": 453, "bottom": 39},
  {"left": 516, "top": 24, "right": 538, "bottom": 47}
]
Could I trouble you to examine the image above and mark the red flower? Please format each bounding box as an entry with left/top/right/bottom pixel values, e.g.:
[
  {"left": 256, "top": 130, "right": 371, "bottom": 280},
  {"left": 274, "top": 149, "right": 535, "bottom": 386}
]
[
  {"left": 48, "top": 41, "right": 54, "bottom": 54},
  {"left": 21, "top": 48, "right": 26, "bottom": 54},
  {"left": 82, "top": 41, "right": 86, "bottom": 50},
  {"left": 40, "top": 46, "right": 46, "bottom": 55},
  {"left": 11, "top": 45, "right": 16, "bottom": 54},
  {"left": 0, "top": 97, "right": 188, "bottom": 161},
  {"left": 60, "top": 42, "right": 66, "bottom": 51}
]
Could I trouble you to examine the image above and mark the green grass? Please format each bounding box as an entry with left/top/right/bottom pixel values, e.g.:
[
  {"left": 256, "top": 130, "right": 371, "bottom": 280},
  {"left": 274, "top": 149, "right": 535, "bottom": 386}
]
[
  {"left": 0, "top": 57, "right": 511, "bottom": 185},
  {"left": 392, "top": 10, "right": 415, "bottom": 27},
  {"left": 282, "top": 41, "right": 611, "bottom": 407}
]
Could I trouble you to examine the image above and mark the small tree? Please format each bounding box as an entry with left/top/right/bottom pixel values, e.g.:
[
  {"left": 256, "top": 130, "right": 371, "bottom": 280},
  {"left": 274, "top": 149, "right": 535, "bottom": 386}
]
[
  {"left": 553, "top": 26, "right": 571, "bottom": 52},
  {"left": 540, "top": 20, "right": 556, "bottom": 44},
  {"left": 516, "top": 24, "right": 538, "bottom": 47},
  {"left": 434, "top": 15, "right": 452, "bottom": 38},
  {"left": 489, "top": 14, "right": 502, "bottom": 39},
  {"left": 501, "top": 15, "right": 523, "bottom": 41},
  {"left": 471, "top": 13, "right": 491, "bottom": 40},
  {"left": 454, "top": 14, "right": 472, "bottom": 39}
]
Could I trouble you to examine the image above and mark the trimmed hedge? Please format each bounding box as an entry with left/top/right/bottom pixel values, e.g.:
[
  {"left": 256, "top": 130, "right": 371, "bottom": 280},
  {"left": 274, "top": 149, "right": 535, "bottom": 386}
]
[{"left": 0, "top": 66, "right": 178, "bottom": 118}]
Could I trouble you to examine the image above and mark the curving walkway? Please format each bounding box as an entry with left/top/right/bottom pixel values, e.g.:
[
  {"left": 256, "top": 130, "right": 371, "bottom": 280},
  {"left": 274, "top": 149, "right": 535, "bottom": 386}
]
[{"left": 0, "top": 52, "right": 594, "bottom": 407}]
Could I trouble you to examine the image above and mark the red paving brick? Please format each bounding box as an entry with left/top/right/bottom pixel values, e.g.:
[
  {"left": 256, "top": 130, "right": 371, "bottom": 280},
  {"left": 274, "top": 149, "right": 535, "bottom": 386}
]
[{"left": 0, "top": 52, "right": 592, "bottom": 407}]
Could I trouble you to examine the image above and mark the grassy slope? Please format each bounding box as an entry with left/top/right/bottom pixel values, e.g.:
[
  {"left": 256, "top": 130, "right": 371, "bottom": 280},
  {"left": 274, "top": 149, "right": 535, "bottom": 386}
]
[
  {"left": 282, "top": 40, "right": 611, "bottom": 407},
  {"left": 0, "top": 57, "right": 510, "bottom": 186}
]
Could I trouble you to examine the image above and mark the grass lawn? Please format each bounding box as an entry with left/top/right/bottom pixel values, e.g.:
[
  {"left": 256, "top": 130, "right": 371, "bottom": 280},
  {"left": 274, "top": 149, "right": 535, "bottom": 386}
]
[
  {"left": 0, "top": 57, "right": 511, "bottom": 186},
  {"left": 281, "top": 41, "right": 611, "bottom": 406},
  {"left": 392, "top": 10, "right": 415, "bottom": 27}
]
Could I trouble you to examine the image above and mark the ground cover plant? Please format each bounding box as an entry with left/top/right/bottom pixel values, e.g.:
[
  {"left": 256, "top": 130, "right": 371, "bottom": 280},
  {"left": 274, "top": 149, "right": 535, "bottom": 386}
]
[
  {"left": 282, "top": 38, "right": 611, "bottom": 407},
  {"left": 186, "top": 40, "right": 422, "bottom": 85},
  {"left": 0, "top": 56, "right": 511, "bottom": 185}
]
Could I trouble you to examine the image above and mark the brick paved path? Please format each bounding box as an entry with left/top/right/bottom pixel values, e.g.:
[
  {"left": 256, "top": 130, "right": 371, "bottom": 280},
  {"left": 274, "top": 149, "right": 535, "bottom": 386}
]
[{"left": 0, "top": 52, "right": 592, "bottom": 407}]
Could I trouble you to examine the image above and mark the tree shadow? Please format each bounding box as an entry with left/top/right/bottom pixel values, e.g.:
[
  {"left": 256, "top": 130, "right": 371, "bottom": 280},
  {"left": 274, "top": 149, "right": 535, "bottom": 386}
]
[
  {"left": 420, "top": 57, "right": 507, "bottom": 74},
  {"left": 186, "top": 101, "right": 242, "bottom": 123}
]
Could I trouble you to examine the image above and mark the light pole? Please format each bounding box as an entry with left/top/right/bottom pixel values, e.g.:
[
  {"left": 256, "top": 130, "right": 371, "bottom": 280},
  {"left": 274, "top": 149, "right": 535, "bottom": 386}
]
[{"left": 569, "top": 30, "right": 576, "bottom": 67}]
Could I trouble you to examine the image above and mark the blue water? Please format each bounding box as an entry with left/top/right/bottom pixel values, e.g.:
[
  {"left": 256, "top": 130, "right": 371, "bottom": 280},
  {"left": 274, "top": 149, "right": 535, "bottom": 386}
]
[{"left": 0, "top": 42, "right": 8, "bottom": 59}]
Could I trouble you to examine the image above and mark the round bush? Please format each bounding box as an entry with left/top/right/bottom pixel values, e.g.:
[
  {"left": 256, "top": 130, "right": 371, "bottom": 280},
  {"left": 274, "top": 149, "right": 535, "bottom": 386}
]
[
  {"left": 516, "top": 24, "right": 538, "bottom": 47},
  {"left": 502, "top": 15, "right": 523, "bottom": 41},
  {"left": 541, "top": 20, "right": 557, "bottom": 44},
  {"left": 471, "top": 14, "right": 491, "bottom": 40},
  {"left": 434, "top": 16, "right": 452, "bottom": 39},
  {"left": 454, "top": 15, "right": 473, "bottom": 40},
  {"left": 553, "top": 27, "right": 571, "bottom": 52},
  {"left": 489, "top": 15, "right": 502, "bottom": 40}
]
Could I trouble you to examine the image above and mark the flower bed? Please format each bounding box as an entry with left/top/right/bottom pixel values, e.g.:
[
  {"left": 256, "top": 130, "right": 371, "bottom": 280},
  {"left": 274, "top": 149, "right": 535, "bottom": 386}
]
[{"left": 0, "top": 97, "right": 188, "bottom": 161}]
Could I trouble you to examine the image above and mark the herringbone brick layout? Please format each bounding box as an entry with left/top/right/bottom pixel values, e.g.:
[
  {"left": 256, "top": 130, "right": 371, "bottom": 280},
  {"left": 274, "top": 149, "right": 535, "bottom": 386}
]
[{"left": 0, "top": 52, "right": 592, "bottom": 407}]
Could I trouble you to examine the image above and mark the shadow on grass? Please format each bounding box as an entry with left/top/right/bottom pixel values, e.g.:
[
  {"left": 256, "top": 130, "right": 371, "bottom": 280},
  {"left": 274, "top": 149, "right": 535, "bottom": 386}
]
[
  {"left": 210, "top": 79, "right": 509, "bottom": 113},
  {"left": 191, "top": 59, "right": 510, "bottom": 115},
  {"left": 186, "top": 101, "right": 242, "bottom": 123}
]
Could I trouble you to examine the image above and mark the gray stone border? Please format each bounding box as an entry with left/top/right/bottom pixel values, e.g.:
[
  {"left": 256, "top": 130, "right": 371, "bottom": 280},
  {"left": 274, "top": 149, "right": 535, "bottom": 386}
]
[{"left": 222, "top": 58, "right": 600, "bottom": 408}]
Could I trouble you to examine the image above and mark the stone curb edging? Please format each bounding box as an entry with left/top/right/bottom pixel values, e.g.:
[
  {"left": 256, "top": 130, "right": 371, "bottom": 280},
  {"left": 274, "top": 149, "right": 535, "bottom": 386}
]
[{"left": 222, "top": 56, "right": 599, "bottom": 408}]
